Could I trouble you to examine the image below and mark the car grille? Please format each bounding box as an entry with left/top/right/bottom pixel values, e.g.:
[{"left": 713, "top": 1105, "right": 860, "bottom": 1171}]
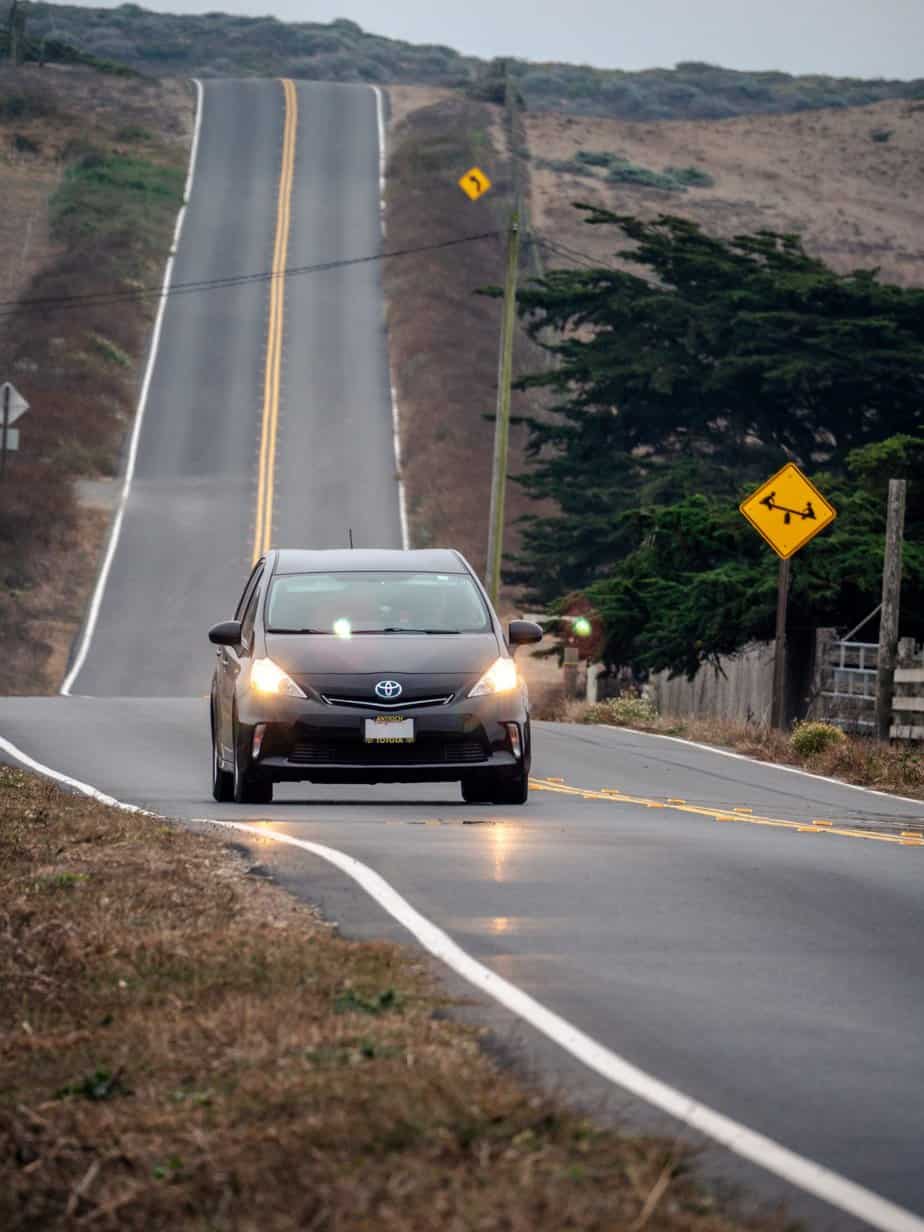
[
  {"left": 320, "top": 694, "right": 454, "bottom": 710},
  {"left": 289, "top": 738, "right": 487, "bottom": 766}
]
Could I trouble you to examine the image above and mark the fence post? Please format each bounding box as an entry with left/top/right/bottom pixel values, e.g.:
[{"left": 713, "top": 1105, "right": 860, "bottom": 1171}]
[{"left": 876, "top": 479, "right": 907, "bottom": 741}]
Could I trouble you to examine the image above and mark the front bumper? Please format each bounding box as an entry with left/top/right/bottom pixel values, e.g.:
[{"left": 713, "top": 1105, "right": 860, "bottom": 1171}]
[{"left": 237, "top": 692, "right": 529, "bottom": 784}]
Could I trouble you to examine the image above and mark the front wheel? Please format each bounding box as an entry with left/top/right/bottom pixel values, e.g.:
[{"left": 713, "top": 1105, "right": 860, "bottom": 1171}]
[
  {"left": 232, "top": 720, "right": 274, "bottom": 805},
  {"left": 211, "top": 705, "right": 234, "bottom": 803},
  {"left": 461, "top": 766, "right": 529, "bottom": 806}
]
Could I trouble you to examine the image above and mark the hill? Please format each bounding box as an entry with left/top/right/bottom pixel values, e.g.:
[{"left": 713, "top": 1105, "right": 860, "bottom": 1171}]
[
  {"left": 21, "top": 2, "right": 924, "bottom": 121},
  {"left": 0, "top": 63, "right": 192, "bottom": 692},
  {"left": 378, "top": 87, "right": 924, "bottom": 602}
]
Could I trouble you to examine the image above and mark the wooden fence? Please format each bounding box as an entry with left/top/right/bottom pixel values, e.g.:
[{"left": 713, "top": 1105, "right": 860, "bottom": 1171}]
[{"left": 892, "top": 638, "right": 924, "bottom": 741}]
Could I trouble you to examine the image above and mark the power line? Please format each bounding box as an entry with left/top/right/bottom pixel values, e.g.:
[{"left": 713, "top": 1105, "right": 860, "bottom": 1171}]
[
  {"left": 536, "top": 236, "right": 622, "bottom": 274},
  {"left": 0, "top": 230, "right": 504, "bottom": 319}
]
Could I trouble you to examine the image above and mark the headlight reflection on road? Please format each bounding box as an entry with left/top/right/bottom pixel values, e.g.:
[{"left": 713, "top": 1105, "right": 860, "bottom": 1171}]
[{"left": 491, "top": 823, "right": 514, "bottom": 882}]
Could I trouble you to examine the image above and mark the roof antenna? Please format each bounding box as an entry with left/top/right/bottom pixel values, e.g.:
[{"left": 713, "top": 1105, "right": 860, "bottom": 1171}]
[{"left": 349, "top": 528, "right": 354, "bottom": 549}]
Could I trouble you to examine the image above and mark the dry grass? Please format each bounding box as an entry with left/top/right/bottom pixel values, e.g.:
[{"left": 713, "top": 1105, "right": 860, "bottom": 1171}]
[
  {"left": 0, "top": 65, "right": 192, "bottom": 695},
  {"left": 572, "top": 705, "right": 924, "bottom": 801},
  {"left": 526, "top": 99, "right": 924, "bottom": 286},
  {"left": 0, "top": 766, "right": 791, "bottom": 1231}
]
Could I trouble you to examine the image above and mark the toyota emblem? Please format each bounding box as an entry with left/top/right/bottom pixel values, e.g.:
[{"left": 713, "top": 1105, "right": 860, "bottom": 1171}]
[{"left": 374, "top": 679, "right": 402, "bottom": 700}]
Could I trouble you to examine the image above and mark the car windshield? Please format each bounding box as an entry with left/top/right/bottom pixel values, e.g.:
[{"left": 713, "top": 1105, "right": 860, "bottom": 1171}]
[{"left": 266, "top": 571, "right": 491, "bottom": 635}]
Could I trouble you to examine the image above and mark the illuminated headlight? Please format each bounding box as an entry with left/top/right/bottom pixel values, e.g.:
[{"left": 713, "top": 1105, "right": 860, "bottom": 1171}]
[
  {"left": 469, "top": 657, "right": 519, "bottom": 697},
  {"left": 250, "top": 657, "right": 306, "bottom": 698}
]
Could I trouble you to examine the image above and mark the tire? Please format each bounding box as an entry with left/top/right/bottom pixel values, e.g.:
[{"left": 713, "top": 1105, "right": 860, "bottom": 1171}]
[
  {"left": 461, "top": 766, "right": 529, "bottom": 806},
  {"left": 461, "top": 776, "right": 493, "bottom": 804},
  {"left": 232, "top": 716, "right": 274, "bottom": 805},
  {"left": 211, "top": 704, "right": 234, "bottom": 803},
  {"left": 492, "top": 765, "right": 529, "bottom": 806}
]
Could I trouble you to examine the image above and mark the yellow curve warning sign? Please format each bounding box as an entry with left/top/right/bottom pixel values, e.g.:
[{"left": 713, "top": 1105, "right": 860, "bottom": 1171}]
[
  {"left": 739, "top": 462, "right": 836, "bottom": 559},
  {"left": 459, "top": 166, "right": 491, "bottom": 200}
]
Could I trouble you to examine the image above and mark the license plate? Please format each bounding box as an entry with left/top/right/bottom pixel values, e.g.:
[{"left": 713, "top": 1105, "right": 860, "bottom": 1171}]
[{"left": 365, "top": 716, "right": 414, "bottom": 743}]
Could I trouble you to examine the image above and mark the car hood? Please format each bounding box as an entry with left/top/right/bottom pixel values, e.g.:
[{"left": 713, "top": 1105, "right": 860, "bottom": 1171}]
[{"left": 265, "top": 632, "right": 500, "bottom": 678}]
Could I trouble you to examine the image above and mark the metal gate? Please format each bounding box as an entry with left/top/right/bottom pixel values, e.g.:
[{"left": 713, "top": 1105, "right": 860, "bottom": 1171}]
[{"left": 819, "top": 640, "right": 878, "bottom": 733}]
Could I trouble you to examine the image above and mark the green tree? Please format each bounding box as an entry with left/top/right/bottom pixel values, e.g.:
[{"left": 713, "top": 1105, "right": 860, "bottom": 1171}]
[
  {"left": 512, "top": 210, "right": 924, "bottom": 605},
  {"left": 584, "top": 437, "right": 924, "bottom": 678}
]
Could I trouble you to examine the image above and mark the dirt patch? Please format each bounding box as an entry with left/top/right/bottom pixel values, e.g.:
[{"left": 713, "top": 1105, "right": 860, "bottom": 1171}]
[
  {"left": 0, "top": 765, "right": 789, "bottom": 1230},
  {"left": 526, "top": 99, "right": 924, "bottom": 286},
  {"left": 0, "top": 64, "right": 192, "bottom": 695},
  {"left": 384, "top": 84, "right": 456, "bottom": 131}
]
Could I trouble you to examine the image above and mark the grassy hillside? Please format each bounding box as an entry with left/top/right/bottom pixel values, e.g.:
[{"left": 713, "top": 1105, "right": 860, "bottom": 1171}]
[
  {"left": 22, "top": 2, "right": 924, "bottom": 121},
  {"left": 0, "top": 64, "right": 192, "bottom": 692}
]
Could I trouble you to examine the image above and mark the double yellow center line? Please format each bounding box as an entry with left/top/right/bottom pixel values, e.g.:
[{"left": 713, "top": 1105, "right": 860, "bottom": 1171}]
[
  {"left": 253, "top": 78, "right": 298, "bottom": 565},
  {"left": 530, "top": 777, "right": 924, "bottom": 848}
]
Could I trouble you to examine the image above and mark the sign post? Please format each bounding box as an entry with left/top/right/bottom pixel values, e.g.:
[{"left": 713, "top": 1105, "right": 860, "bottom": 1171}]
[
  {"left": 1, "top": 382, "right": 29, "bottom": 480},
  {"left": 739, "top": 462, "right": 837, "bottom": 729}
]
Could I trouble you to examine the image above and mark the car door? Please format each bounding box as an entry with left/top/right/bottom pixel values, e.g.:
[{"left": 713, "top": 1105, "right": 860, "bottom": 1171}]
[{"left": 216, "top": 562, "right": 263, "bottom": 758}]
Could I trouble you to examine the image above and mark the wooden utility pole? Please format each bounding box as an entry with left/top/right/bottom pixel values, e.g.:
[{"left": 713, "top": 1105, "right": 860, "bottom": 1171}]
[
  {"left": 485, "top": 207, "right": 520, "bottom": 606},
  {"left": 8, "top": 0, "right": 24, "bottom": 66},
  {"left": 875, "top": 478, "right": 907, "bottom": 741},
  {"left": 770, "top": 556, "right": 791, "bottom": 730}
]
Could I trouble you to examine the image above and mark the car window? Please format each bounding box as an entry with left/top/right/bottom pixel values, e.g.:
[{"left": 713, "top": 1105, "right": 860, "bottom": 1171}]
[
  {"left": 240, "top": 579, "right": 262, "bottom": 650},
  {"left": 234, "top": 562, "right": 264, "bottom": 620},
  {"left": 266, "top": 571, "right": 490, "bottom": 634}
]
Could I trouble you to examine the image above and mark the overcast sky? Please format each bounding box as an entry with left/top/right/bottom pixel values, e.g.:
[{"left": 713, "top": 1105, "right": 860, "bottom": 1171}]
[{"left": 62, "top": 1, "right": 923, "bottom": 79}]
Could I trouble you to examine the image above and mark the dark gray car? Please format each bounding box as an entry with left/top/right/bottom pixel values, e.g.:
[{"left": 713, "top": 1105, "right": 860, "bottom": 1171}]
[{"left": 209, "top": 548, "right": 542, "bottom": 805}]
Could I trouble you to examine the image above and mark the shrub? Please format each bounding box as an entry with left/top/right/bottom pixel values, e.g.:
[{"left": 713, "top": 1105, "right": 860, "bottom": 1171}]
[
  {"left": 584, "top": 695, "right": 659, "bottom": 727},
  {"left": 870, "top": 128, "right": 893, "bottom": 143},
  {"left": 790, "top": 720, "right": 846, "bottom": 758},
  {"left": 12, "top": 133, "right": 41, "bottom": 155},
  {"left": 605, "top": 162, "right": 685, "bottom": 191},
  {"left": 575, "top": 149, "right": 615, "bottom": 168},
  {"left": 666, "top": 164, "right": 715, "bottom": 187}
]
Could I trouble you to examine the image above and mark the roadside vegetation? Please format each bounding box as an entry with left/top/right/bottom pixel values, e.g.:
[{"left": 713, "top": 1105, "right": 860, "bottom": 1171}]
[
  {"left": 506, "top": 210, "right": 924, "bottom": 689},
  {"left": 21, "top": 4, "right": 924, "bottom": 121},
  {"left": 535, "top": 695, "right": 924, "bottom": 801},
  {"left": 0, "top": 65, "right": 191, "bottom": 693},
  {"left": 0, "top": 765, "right": 791, "bottom": 1231}
]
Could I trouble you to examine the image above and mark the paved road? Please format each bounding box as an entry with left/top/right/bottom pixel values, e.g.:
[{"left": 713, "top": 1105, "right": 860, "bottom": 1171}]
[
  {"left": 66, "top": 79, "right": 400, "bottom": 698},
  {"left": 3, "top": 697, "right": 924, "bottom": 1226},
  {"left": 3, "top": 78, "right": 924, "bottom": 1230}
]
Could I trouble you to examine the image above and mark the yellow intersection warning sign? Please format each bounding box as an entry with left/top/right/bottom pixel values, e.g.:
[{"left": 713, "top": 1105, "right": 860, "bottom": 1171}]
[
  {"left": 739, "top": 462, "right": 836, "bottom": 559},
  {"left": 459, "top": 166, "right": 491, "bottom": 200}
]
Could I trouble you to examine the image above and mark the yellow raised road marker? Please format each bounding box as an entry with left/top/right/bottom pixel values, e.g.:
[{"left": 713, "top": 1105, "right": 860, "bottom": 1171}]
[
  {"left": 529, "top": 776, "right": 922, "bottom": 848},
  {"left": 253, "top": 78, "right": 298, "bottom": 565}
]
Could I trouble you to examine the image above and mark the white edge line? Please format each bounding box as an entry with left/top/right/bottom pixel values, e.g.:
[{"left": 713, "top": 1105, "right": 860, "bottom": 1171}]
[
  {"left": 371, "top": 84, "right": 410, "bottom": 552},
  {"left": 1, "top": 737, "right": 922, "bottom": 1232},
  {"left": 584, "top": 723, "right": 924, "bottom": 811},
  {"left": 60, "top": 79, "right": 206, "bottom": 696}
]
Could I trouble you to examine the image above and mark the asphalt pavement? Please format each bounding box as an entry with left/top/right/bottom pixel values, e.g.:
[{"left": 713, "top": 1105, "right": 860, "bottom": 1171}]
[{"left": 2, "top": 77, "right": 923, "bottom": 1230}]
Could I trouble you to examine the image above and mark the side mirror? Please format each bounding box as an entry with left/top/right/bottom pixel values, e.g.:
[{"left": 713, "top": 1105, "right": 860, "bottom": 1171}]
[
  {"left": 209, "top": 620, "right": 242, "bottom": 646},
  {"left": 508, "top": 620, "right": 544, "bottom": 647}
]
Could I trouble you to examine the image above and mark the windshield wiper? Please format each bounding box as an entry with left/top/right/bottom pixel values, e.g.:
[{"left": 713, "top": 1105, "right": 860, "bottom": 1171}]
[
  {"left": 352, "top": 627, "right": 463, "bottom": 635},
  {"left": 267, "top": 627, "right": 325, "bottom": 634}
]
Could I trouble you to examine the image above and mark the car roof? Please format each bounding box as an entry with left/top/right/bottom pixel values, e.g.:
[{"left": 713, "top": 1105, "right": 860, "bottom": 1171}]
[{"left": 272, "top": 548, "right": 470, "bottom": 575}]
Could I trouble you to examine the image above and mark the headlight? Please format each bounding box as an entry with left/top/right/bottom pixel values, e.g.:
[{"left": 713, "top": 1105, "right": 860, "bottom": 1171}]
[
  {"left": 250, "top": 657, "right": 306, "bottom": 698},
  {"left": 469, "top": 657, "right": 519, "bottom": 697}
]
